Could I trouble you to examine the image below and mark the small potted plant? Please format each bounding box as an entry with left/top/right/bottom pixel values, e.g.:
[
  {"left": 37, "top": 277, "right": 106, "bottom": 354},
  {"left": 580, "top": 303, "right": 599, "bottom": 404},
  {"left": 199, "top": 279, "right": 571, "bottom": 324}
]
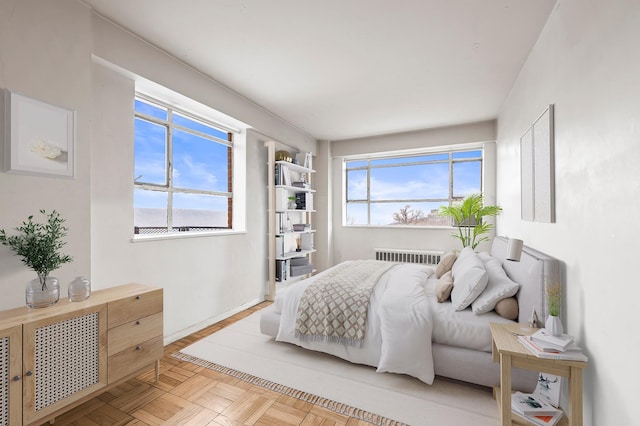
[
  {"left": 545, "top": 280, "right": 563, "bottom": 336},
  {"left": 288, "top": 195, "right": 297, "bottom": 210},
  {"left": 0, "top": 209, "right": 73, "bottom": 308}
]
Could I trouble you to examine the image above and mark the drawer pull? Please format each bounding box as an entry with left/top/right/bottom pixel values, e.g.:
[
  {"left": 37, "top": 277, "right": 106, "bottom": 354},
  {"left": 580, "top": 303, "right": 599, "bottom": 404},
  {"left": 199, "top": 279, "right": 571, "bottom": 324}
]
[
  {"left": 26, "top": 371, "right": 33, "bottom": 377},
  {"left": 136, "top": 320, "right": 141, "bottom": 325},
  {"left": 135, "top": 345, "right": 142, "bottom": 351},
  {"left": 135, "top": 295, "right": 141, "bottom": 300},
  {"left": 12, "top": 375, "right": 20, "bottom": 381}
]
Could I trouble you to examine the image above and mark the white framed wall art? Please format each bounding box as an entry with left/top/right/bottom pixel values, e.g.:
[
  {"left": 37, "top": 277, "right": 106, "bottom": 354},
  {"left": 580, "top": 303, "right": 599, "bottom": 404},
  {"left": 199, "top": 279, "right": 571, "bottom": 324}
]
[
  {"left": 520, "top": 104, "right": 555, "bottom": 223},
  {"left": 3, "top": 90, "right": 76, "bottom": 178}
]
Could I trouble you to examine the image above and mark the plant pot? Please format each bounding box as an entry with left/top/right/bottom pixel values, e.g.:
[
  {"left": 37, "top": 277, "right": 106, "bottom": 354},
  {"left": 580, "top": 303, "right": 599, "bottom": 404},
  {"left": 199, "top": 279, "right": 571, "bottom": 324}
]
[
  {"left": 545, "top": 314, "right": 564, "bottom": 337},
  {"left": 26, "top": 276, "right": 60, "bottom": 308}
]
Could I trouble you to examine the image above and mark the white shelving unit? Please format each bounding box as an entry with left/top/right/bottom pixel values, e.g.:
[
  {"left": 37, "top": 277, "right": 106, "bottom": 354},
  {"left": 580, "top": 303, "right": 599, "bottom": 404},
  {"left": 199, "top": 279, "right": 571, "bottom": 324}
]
[{"left": 265, "top": 141, "right": 315, "bottom": 301}]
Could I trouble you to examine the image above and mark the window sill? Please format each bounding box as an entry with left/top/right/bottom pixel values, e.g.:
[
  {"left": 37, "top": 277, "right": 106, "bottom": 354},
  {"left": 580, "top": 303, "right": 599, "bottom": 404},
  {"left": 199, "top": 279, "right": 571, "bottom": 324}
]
[
  {"left": 131, "top": 229, "right": 247, "bottom": 242},
  {"left": 342, "top": 224, "right": 456, "bottom": 230}
]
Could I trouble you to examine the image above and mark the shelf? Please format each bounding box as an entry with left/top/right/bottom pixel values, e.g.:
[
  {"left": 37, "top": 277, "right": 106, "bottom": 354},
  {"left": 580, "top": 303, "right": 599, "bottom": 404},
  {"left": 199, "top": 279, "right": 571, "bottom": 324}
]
[
  {"left": 275, "top": 184, "right": 315, "bottom": 193},
  {"left": 266, "top": 141, "right": 316, "bottom": 302},
  {"left": 276, "top": 249, "right": 316, "bottom": 260},
  {"left": 275, "top": 209, "right": 316, "bottom": 213},
  {"left": 494, "top": 388, "right": 567, "bottom": 426},
  {"left": 276, "top": 160, "right": 315, "bottom": 174},
  {"left": 276, "top": 230, "right": 316, "bottom": 236}
]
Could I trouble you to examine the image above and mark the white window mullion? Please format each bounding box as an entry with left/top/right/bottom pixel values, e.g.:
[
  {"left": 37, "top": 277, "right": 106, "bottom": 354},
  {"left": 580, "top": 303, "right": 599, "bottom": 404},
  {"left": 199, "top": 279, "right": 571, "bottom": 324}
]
[
  {"left": 367, "top": 160, "right": 372, "bottom": 225},
  {"left": 167, "top": 112, "right": 174, "bottom": 231}
]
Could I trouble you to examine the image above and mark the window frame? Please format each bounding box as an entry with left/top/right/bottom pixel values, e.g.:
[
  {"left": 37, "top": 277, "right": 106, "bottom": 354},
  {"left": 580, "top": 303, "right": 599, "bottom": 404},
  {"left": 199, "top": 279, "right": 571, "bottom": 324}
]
[
  {"left": 133, "top": 93, "right": 235, "bottom": 236},
  {"left": 343, "top": 147, "right": 484, "bottom": 227}
]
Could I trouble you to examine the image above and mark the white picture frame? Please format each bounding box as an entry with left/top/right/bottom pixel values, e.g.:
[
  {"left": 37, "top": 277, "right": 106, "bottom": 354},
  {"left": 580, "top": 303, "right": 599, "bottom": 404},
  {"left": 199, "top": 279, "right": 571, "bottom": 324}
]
[
  {"left": 305, "top": 152, "right": 312, "bottom": 170},
  {"left": 4, "top": 90, "right": 76, "bottom": 178},
  {"left": 520, "top": 104, "right": 555, "bottom": 223}
]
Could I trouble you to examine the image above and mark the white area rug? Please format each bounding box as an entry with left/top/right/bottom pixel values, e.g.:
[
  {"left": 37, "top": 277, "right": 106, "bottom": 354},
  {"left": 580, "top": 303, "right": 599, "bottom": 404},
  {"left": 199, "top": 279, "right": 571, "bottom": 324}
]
[{"left": 176, "top": 311, "right": 499, "bottom": 426}]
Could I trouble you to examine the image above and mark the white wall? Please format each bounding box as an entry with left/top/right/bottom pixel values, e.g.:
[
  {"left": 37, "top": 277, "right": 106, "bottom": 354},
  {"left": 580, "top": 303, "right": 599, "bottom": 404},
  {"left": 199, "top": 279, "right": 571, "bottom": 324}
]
[
  {"left": 328, "top": 120, "right": 498, "bottom": 265},
  {"left": 0, "top": 0, "right": 315, "bottom": 343},
  {"left": 0, "top": 0, "right": 92, "bottom": 307},
  {"left": 496, "top": 1, "right": 640, "bottom": 424},
  {"left": 311, "top": 140, "right": 332, "bottom": 272},
  {"left": 90, "top": 63, "right": 266, "bottom": 341}
]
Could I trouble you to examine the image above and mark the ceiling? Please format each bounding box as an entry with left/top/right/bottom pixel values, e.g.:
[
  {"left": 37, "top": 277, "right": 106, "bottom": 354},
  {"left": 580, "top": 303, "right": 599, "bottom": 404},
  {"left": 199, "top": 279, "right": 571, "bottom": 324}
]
[{"left": 82, "top": 0, "right": 556, "bottom": 141}]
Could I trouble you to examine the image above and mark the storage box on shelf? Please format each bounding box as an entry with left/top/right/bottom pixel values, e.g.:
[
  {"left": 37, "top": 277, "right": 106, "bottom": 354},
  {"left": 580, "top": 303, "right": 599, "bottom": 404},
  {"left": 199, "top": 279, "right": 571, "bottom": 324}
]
[{"left": 265, "top": 141, "right": 316, "bottom": 300}]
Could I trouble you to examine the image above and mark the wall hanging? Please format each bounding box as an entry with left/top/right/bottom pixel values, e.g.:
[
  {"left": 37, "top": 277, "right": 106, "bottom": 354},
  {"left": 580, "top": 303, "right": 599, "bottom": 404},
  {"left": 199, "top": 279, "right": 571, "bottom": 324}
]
[
  {"left": 521, "top": 104, "right": 555, "bottom": 223},
  {"left": 3, "top": 89, "right": 76, "bottom": 178}
]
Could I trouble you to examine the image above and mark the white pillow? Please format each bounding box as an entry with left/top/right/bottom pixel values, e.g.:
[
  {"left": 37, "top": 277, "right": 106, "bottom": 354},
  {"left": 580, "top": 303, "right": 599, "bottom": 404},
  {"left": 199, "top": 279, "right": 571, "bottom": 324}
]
[
  {"left": 450, "top": 247, "right": 488, "bottom": 311},
  {"left": 477, "top": 251, "right": 494, "bottom": 264},
  {"left": 472, "top": 258, "right": 520, "bottom": 314}
]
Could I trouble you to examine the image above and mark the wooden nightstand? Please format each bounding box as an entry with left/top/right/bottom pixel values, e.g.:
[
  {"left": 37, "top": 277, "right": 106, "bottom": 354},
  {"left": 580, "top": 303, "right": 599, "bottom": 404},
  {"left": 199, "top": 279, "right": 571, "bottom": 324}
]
[{"left": 490, "top": 322, "right": 588, "bottom": 426}]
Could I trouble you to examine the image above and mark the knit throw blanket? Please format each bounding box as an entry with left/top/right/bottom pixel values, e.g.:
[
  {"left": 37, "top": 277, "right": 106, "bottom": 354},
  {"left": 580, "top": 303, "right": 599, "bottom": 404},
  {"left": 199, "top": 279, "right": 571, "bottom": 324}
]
[{"left": 295, "top": 260, "right": 397, "bottom": 346}]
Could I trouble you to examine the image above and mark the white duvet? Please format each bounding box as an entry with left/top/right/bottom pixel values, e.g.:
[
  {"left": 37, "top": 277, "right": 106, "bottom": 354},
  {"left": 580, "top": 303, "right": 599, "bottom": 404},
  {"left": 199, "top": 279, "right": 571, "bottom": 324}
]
[{"left": 275, "top": 261, "right": 436, "bottom": 384}]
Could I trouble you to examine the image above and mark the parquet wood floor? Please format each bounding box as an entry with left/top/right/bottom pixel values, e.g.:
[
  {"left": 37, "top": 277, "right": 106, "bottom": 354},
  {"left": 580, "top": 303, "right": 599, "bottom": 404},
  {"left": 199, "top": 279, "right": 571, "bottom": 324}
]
[{"left": 45, "top": 302, "right": 374, "bottom": 426}]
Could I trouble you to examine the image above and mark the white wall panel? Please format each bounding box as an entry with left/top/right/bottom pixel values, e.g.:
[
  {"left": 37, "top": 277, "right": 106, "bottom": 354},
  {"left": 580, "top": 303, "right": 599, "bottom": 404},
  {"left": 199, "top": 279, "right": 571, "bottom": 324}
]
[{"left": 496, "top": 1, "right": 640, "bottom": 423}]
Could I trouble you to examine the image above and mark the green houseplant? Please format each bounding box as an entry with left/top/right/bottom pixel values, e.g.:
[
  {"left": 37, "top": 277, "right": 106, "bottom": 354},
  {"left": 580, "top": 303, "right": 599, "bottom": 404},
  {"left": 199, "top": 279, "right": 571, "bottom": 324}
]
[
  {"left": 437, "top": 193, "right": 503, "bottom": 250},
  {"left": 0, "top": 209, "right": 73, "bottom": 307}
]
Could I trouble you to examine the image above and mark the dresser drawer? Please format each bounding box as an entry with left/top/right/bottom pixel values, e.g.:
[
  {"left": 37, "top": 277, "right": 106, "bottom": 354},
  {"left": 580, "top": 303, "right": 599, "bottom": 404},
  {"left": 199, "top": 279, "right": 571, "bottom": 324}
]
[
  {"left": 107, "top": 335, "right": 163, "bottom": 383},
  {"left": 108, "top": 289, "right": 162, "bottom": 329},
  {"left": 107, "top": 312, "right": 163, "bottom": 356}
]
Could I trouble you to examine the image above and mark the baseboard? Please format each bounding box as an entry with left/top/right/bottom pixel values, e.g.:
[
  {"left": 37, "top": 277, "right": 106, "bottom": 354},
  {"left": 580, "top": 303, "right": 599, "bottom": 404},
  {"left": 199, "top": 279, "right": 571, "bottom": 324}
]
[{"left": 163, "top": 297, "right": 264, "bottom": 344}]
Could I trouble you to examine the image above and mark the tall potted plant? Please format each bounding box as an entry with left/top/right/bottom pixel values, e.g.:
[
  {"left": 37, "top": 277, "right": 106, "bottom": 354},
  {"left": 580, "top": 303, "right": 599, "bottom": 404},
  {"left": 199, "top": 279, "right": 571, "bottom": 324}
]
[
  {"left": 0, "top": 209, "right": 73, "bottom": 308},
  {"left": 438, "top": 194, "right": 502, "bottom": 250}
]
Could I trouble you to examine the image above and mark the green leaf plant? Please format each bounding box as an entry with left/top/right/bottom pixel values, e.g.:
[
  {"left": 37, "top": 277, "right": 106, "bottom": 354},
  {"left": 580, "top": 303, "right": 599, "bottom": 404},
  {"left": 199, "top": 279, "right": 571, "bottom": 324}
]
[
  {"left": 546, "top": 280, "right": 562, "bottom": 317},
  {"left": 0, "top": 210, "right": 73, "bottom": 290},
  {"left": 437, "top": 194, "right": 503, "bottom": 250}
]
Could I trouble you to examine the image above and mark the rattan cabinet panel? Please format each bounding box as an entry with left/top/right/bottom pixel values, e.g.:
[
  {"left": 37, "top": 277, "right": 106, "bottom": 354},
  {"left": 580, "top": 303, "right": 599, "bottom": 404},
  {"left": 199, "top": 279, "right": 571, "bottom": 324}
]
[
  {"left": 0, "top": 324, "right": 21, "bottom": 426},
  {"left": 22, "top": 306, "right": 108, "bottom": 425}
]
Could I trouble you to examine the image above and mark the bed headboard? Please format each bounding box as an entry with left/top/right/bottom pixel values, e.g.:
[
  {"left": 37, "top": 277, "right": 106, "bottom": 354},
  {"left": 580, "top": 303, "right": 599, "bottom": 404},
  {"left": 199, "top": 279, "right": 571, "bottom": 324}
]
[{"left": 490, "top": 236, "right": 561, "bottom": 324}]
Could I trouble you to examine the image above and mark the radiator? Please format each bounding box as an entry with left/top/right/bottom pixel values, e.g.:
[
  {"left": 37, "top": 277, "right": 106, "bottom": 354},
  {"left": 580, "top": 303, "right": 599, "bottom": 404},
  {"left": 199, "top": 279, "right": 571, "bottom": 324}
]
[{"left": 374, "top": 248, "right": 444, "bottom": 265}]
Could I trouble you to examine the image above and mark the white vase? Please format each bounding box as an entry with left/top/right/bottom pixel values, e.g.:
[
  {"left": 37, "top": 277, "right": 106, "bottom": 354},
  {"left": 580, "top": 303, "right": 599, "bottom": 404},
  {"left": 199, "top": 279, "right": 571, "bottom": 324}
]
[{"left": 545, "top": 314, "right": 564, "bottom": 337}]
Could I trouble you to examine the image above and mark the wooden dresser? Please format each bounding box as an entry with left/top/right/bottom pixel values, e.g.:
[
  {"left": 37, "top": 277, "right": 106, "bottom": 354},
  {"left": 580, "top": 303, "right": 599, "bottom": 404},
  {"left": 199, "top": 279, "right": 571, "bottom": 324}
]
[{"left": 0, "top": 284, "right": 163, "bottom": 426}]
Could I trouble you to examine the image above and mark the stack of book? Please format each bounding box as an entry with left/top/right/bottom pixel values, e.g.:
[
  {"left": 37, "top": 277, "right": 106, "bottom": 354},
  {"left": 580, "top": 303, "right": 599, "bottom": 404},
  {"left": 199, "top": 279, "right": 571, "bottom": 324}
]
[
  {"left": 518, "top": 329, "right": 588, "bottom": 362},
  {"left": 511, "top": 392, "right": 564, "bottom": 426},
  {"left": 275, "top": 259, "right": 289, "bottom": 282}
]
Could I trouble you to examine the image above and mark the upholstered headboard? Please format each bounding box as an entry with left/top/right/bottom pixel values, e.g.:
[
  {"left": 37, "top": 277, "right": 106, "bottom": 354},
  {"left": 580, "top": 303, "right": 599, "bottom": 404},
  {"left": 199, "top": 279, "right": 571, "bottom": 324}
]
[{"left": 490, "top": 236, "right": 561, "bottom": 324}]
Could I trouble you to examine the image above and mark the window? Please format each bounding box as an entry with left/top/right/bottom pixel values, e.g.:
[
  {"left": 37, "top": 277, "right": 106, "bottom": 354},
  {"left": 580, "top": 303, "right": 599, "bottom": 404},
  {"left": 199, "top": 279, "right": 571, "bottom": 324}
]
[
  {"left": 344, "top": 149, "right": 483, "bottom": 226},
  {"left": 133, "top": 95, "right": 234, "bottom": 235}
]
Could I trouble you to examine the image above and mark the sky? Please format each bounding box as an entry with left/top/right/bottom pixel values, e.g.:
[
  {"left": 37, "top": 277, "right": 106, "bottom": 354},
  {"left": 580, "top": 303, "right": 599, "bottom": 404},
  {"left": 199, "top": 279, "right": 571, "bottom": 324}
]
[
  {"left": 133, "top": 98, "right": 230, "bottom": 214},
  {"left": 133, "top": 96, "right": 483, "bottom": 228},
  {"left": 345, "top": 151, "right": 482, "bottom": 225}
]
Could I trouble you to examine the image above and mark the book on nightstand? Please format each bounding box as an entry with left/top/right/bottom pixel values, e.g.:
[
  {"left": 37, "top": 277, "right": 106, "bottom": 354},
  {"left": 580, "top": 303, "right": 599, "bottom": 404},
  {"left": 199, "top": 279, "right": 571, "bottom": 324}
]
[
  {"left": 534, "top": 373, "right": 562, "bottom": 407},
  {"left": 511, "top": 392, "right": 564, "bottom": 426},
  {"left": 511, "top": 392, "right": 561, "bottom": 416},
  {"left": 510, "top": 371, "right": 565, "bottom": 426},
  {"left": 518, "top": 335, "right": 588, "bottom": 362},
  {"left": 530, "top": 329, "right": 574, "bottom": 351}
]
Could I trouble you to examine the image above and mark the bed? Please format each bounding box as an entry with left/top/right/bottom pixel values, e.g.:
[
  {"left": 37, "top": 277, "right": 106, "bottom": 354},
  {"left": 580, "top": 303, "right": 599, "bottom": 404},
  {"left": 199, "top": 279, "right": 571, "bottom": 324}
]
[{"left": 260, "top": 236, "right": 560, "bottom": 391}]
